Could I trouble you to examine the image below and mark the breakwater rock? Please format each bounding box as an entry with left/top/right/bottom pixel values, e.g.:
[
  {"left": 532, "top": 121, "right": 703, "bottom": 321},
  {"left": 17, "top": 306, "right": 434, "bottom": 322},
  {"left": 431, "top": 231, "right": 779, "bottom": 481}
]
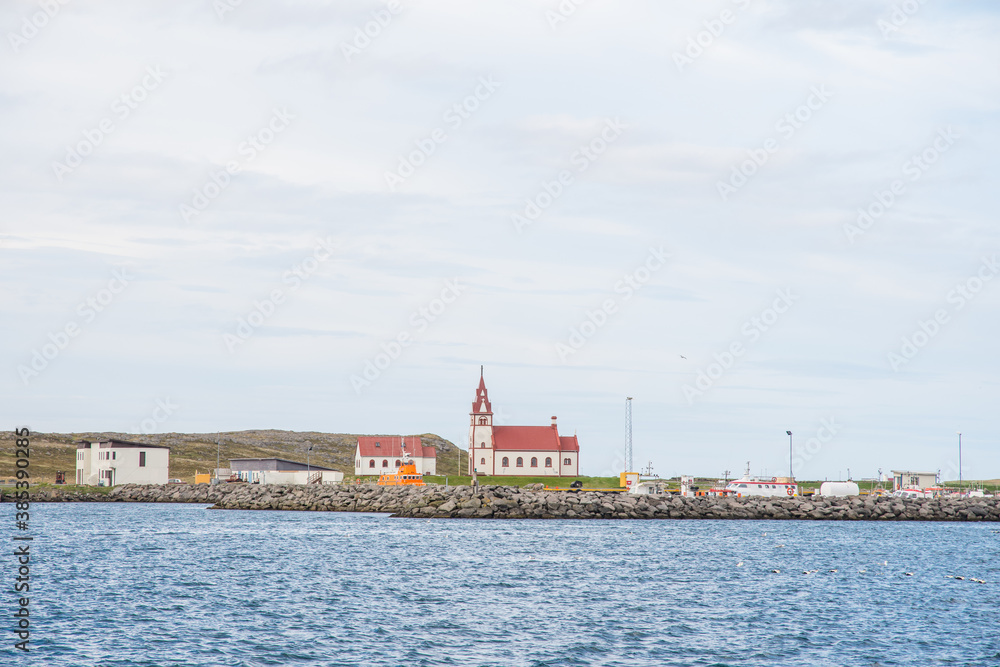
[{"left": 14, "top": 483, "right": 1000, "bottom": 521}]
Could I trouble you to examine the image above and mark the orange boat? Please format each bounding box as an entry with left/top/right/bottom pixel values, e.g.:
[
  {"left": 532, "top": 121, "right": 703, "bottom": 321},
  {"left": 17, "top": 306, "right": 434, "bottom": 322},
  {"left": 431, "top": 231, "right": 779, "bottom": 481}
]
[{"left": 378, "top": 460, "right": 426, "bottom": 486}]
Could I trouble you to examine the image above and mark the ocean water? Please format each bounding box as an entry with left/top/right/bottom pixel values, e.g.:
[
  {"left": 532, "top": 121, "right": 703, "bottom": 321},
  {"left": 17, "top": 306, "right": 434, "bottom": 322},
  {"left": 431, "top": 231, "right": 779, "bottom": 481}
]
[{"left": 26, "top": 503, "right": 1000, "bottom": 666}]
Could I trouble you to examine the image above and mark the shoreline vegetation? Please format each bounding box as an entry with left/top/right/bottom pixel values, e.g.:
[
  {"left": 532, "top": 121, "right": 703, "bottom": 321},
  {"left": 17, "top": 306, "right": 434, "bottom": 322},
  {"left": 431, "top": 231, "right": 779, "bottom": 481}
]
[{"left": 6, "top": 483, "right": 1000, "bottom": 522}]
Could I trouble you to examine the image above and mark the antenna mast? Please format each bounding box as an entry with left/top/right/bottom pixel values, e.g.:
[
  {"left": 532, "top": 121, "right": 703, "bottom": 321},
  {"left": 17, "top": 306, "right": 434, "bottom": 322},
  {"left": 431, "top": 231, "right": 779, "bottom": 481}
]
[{"left": 625, "top": 397, "right": 633, "bottom": 472}]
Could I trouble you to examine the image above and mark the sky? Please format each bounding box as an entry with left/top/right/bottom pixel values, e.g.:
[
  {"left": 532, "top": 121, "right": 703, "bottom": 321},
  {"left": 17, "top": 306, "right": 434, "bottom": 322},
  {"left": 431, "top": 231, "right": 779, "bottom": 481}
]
[{"left": 2, "top": 0, "right": 998, "bottom": 481}]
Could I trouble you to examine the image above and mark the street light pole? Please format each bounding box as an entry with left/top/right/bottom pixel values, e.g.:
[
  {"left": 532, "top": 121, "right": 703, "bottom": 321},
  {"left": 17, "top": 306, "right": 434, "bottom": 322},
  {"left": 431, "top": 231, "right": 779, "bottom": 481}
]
[
  {"left": 957, "top": 431, "right": 962, "bottom": 493},
  {"left": 786, "top": 431, "right": 793, "bottom": 478}
]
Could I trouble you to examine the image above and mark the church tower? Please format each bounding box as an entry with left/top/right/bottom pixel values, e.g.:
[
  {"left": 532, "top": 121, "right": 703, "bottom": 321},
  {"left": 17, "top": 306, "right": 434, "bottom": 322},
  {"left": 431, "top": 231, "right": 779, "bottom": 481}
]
[{"left": 469, "top": 366, "right": 494, "bottom": 475}]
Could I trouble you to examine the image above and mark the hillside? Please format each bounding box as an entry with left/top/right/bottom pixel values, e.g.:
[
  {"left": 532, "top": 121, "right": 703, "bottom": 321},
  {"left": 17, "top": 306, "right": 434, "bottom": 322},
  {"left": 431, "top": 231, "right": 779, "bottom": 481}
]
[{"left": 1, "top": 430, "right": 467, "bottom": 483}]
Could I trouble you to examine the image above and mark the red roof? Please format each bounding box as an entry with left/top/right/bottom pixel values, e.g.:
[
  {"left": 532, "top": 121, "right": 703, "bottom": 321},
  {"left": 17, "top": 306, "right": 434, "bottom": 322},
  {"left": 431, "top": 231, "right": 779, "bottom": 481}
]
[
  {"left": 356, "top": 436, "right": 435, "bottom": 459},
  {"left": 559, "top": 435, "right": 580, "bottom": 452},
  {"left": 494, "top": 426, "right": 573, "bottom": 451}
]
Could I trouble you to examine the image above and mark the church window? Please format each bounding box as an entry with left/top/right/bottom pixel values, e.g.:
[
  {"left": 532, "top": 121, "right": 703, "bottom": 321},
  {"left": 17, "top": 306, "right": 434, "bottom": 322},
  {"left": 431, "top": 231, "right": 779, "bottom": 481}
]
[
  {"left": 516, "top": 457, "right": 523, "bottom": 467},
  {"left": 369, "top": 460, "right": 375, "bottom": 468},
  {"left": 502, "top": 457, "right": 509, "bottom": 467},
  {"left": 479, "top": 417, "right": 487, "bottom": 425},
  {"left": 480, "top": 457, "right": 485, "bottom": 464},
  {"left": 395, "top": 460, "right": 401, "bottom": 467},
  {"left": 545, "top": 457, "right": 552, "bottom": 467},
  {"left": 382, "top": 460, "right": 388, "bottom": 467},
  {"left": 564, "top": 458, "right": 571, "bottom": 465},
  {"left": 530, "top": 457, "right": 538, "bottom": 468}
]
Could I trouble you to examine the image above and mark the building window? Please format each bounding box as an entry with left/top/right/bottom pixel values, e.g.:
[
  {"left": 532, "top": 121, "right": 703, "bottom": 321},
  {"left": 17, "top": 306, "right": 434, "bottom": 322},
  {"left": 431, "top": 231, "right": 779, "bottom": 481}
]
[
  {"left": 479, "top": 417, "right": 487, "bottom": 425},
  {"left": 516, "top": 457, "right": 523, "bottom": 467},
  {"left": 369, "top": 460, "right": 375, "bottom": 468},
  {"left": 530, "top": 457, "right": 538, "bottom": 468},
  {"left": 480, "top": 457, "right": 485, "bottom": 464},
  {"left": 502, "top": 457, "right": 509, "bottom": 467},
  {"left": 545, "top": 457, "right": 552, "bottom": 467},
  {"left": 139, "top": 452, "right": 146, "bottom": 467},
  {"left": 395, "top": 460, "right": 401, "bottom": 467},
  {"left": 564, "top": 458, "right": 571, "bottom": 465},
  {"left": 375, "top": 442, "right": 380, "bottom": 447},
  {"left": 382, "top": 460, "right": 388, "bottom": 468},
  {"left": 112, "top": 451, "right": 117, "bottom": 460}
]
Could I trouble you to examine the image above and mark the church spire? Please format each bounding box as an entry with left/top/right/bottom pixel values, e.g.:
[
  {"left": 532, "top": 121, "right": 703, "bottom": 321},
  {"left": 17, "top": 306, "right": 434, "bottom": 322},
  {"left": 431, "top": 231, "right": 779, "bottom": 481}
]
[{"left": 472, "top": 366, "right": 492, "bottom": 414}]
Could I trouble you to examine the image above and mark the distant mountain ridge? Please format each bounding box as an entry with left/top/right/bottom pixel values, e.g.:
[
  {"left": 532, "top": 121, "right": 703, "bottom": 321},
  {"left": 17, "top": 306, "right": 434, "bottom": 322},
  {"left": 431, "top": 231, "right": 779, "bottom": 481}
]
[{"left": 0, "top": 430, "right": 466, "bottom": 482}]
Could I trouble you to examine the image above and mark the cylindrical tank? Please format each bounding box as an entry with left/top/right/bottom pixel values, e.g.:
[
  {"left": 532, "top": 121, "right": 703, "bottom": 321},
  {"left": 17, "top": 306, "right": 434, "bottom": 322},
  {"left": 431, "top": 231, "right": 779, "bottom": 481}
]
[{"left": 819, "top": 481, "right": 860, "bottom": 497}]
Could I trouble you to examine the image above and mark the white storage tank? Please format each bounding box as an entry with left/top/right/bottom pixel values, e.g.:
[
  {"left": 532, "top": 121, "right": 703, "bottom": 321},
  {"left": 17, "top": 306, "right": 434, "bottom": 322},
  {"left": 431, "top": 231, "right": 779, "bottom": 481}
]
[{"left": 819, "top": 481, "right": 860, "bottom": 497}]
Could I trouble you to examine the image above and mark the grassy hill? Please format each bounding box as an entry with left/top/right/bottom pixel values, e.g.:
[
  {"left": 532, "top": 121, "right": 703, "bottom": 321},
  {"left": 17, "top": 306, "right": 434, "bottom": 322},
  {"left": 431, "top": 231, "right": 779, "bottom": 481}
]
[{"left": 0, "top": 430, "right": 467, "bottom": 483}]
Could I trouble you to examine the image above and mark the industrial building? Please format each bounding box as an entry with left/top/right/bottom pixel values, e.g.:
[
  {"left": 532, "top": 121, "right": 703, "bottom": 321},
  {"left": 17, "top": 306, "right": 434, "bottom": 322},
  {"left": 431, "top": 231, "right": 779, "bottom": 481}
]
[
  {"left": 75, "top": 439, "right": 170, "bottom": 486},
  {"left": 891, "top": 470, "right": 938, "bottom": 491},
  {"left": 227, "top": 458, "right": 344, "bottom": 484}
]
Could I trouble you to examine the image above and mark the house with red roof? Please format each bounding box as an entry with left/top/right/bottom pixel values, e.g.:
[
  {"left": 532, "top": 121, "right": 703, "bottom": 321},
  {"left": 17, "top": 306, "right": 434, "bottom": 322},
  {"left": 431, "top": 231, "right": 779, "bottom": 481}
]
[
  {"left": 468, "top": 369, "right": 580, "bottom": 477},
  {"left": 354, "top": 436, "right": 437, "bottom": 476}
]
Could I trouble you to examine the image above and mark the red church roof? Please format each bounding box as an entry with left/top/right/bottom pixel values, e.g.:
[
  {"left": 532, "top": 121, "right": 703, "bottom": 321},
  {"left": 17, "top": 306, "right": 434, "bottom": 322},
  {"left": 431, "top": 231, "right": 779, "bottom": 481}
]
[
  {"left": 493, "top": 426, "right": 576, "bottom": 452},
  {"left": 356, "top": 436, "right": 435, "bottom": 459},
  {"left": 559, "top": 435, "right": 580, "bottom": 452}
]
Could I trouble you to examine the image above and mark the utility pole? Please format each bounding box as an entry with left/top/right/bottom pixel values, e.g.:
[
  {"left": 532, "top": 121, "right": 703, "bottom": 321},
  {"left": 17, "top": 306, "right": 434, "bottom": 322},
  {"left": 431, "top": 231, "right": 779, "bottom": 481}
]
[
  {"left": 214, "top": 433, "right": 220, "bottom": 485},
  {"left": 307, "top": 445, "right": 313, "bottom": 476},
  {"left": 957, "top": 431, "right": 962, "bottom": 493},
  {"left": 625, "top": 397, "right": 633, "bottom": 473}
]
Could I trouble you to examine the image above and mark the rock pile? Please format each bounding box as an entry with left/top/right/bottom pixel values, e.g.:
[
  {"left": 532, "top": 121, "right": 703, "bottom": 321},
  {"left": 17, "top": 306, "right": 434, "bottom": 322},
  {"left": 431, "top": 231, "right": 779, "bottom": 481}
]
[{"left": 10, "top": 484, "right": 1000, "bottom": 521}]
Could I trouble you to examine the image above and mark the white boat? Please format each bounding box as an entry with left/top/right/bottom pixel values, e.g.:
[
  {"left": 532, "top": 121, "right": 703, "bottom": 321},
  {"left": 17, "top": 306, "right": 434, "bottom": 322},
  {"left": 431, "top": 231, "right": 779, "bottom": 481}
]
[{"left": 725, "top": 464, "right": 798, "bottom": 498}]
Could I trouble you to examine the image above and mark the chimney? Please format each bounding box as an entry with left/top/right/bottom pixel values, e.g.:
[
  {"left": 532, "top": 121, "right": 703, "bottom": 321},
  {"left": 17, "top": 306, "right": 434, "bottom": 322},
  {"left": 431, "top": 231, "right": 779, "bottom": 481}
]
[{"left": 551, "top": 416, "right": 557, "bottom": 428}]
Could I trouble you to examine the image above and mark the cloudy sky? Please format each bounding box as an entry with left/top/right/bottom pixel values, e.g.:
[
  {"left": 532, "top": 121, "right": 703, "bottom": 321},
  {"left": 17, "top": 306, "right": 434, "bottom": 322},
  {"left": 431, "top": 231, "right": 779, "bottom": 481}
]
[{"left": 3, "top": 0, "right": 998, "bottom": 481}]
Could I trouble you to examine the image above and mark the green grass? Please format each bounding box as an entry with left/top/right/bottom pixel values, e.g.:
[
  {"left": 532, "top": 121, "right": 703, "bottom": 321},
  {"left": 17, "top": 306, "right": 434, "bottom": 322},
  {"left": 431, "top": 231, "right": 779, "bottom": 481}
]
[{"left": 419, "top": 475, "right": 622, "bottom": 488}]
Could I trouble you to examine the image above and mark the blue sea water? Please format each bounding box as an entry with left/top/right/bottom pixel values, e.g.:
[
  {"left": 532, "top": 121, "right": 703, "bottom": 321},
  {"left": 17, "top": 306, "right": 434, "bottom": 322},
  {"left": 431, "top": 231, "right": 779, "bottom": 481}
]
[{"left": 21, "top": 503, "right": 1000, "bottom": 666}]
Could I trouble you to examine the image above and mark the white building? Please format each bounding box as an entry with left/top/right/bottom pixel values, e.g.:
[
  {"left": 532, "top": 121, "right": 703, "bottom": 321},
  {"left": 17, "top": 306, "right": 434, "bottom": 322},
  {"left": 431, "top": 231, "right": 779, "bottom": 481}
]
[
  {"left": 891, "top": 470, "right": 938, "bottom": 491},
  {"left": 75, "top": 439, "right": 170, "bottom": 486},
  {"left": 355, "top": 436, "right": 437, "bottom": 476},
  {"left": 229, "top": 458, "right": 344, "bottom": 484}
]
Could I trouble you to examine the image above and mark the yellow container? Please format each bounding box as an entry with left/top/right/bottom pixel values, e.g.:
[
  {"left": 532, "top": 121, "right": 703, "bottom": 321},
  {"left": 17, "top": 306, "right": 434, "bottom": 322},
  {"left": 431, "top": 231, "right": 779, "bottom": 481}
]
[{"left": 194, "top": 473, "right": 211, "bottom": 485}]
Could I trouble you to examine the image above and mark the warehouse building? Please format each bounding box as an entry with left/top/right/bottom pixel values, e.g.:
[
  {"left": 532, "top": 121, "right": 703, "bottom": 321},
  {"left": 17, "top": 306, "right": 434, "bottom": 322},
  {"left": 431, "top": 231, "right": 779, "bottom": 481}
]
[{"left": 228, "top": 458, "right": 343, "bottom": 485}]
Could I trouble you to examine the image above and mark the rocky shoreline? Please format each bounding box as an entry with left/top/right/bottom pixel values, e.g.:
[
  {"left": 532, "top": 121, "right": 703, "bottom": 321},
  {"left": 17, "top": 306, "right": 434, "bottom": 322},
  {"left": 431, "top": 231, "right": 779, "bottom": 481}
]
[{"left": 9, "top": 483, "right": 1000, "bottom": 521}]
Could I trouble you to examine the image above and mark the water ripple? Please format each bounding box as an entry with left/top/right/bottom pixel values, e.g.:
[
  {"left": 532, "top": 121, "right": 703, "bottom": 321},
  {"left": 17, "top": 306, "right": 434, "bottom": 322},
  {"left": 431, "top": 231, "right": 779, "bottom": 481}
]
[{"left": 29, "top": 504, "right": 1000, "bottom": 666}]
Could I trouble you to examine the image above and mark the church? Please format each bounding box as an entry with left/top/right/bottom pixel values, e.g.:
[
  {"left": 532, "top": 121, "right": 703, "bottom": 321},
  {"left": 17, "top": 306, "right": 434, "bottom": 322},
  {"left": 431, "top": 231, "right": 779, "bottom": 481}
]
[{"left": 468, "top": 369, "right": 580, "bottom": 477}]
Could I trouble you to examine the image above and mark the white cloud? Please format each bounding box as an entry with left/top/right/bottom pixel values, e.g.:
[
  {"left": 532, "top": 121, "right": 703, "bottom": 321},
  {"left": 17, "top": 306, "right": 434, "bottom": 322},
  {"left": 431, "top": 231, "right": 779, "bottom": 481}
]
[{"left": 2, "top": 0, "right": 997, "bottom": 480}]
